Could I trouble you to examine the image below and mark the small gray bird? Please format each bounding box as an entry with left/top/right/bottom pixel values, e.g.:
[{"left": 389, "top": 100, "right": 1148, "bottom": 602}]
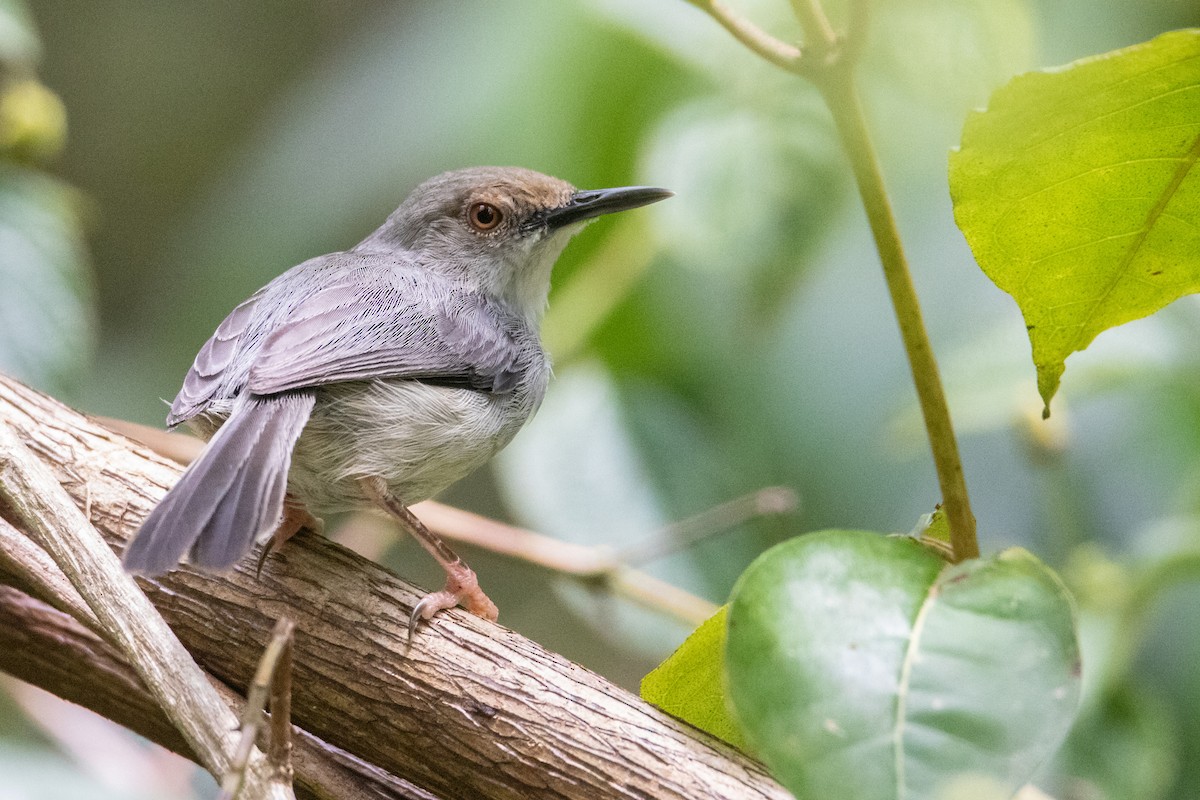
[{"left": 123, "top": 166, "right": 671, "bottom": 632}]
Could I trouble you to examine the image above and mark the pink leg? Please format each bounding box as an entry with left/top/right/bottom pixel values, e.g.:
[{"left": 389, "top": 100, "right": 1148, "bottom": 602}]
[
  {"left": 255, "top": 494, "right": 324, "bottom": 577},
  {"left": 359, "top": 477, "right": 499, "bottom": 645}
]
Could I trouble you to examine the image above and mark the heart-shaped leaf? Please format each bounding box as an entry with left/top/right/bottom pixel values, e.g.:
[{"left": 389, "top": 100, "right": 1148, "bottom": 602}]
[
  {"left": 726, "top": 530, "right": 1081, "bottom": 799},
  {"left": 950, "top": 30, "right": 1200, "bottom": 415}
]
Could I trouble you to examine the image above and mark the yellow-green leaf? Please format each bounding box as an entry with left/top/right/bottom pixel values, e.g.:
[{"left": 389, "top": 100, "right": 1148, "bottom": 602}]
[
  {"left": 950, "top": 30, "right": 1200, "bottom": 415},
  {"left": 640, "top": 605, "right": 746, "bottom": 750}
]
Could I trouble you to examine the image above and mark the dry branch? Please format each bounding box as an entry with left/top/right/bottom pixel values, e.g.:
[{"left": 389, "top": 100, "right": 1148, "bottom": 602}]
[
  {"left": 0, "top": 374, "right": 788, "bottom": 800},
  {"left": 0, "top": 581, "right": 435, "bottom": 800}
]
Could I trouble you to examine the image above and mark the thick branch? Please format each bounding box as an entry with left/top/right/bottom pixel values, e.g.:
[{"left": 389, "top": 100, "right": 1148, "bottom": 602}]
[
  {"left": 0, "top": 583, "right": 442, "bottom": 800},
  {"left": 0, "top": 374, "right": 787, "bottom": 800},
  {"left": 0, "top": 408, "right": 271, "bottom": 793}
]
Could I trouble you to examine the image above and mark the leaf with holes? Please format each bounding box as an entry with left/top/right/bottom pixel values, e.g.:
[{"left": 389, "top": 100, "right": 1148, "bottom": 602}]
[
  {"left": 726, "top": 530, "right": 1081, "bottom": 800},
  {"left": 950, "top": 30, "right": 1200, "bottom": 415}
]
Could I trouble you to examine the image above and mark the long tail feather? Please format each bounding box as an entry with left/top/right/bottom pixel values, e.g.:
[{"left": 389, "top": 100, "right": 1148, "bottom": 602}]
[{"left": 123, "top": 391, "right": 315, "bottom": 575}]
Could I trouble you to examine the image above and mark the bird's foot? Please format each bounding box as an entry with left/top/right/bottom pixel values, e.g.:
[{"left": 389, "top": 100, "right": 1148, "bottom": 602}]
[
  {"left": 407, "top": 561, "right": 498, "bottom": 649},
  {"left": 254, "top": 497, "right": 324, "bottom": 578}
]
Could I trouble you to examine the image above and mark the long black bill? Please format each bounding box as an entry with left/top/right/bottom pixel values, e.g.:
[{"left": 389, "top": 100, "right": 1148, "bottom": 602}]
[{"left": 540, "top": 185, "right": 673, "bottom": 230}]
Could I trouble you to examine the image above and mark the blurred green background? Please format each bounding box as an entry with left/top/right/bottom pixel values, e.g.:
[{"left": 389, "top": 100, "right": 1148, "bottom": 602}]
[{"left": 2, "top": 1, "right": 1199, "bottom": 798}]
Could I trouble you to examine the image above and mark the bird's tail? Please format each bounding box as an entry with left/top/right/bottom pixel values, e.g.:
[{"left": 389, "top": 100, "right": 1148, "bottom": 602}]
[{"left": 123, "top": 391, "right": 316, "bottom": 576}]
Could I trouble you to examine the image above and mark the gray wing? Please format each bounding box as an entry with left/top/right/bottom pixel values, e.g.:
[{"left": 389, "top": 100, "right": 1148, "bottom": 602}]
[
  {"left": 167, "top": 290, "right": 265, "bottom": 426},
  {"left": 167, "top": 258, "right": 529, "bottom": 428},
  {"left": 248, "top": 273, "right": 527, "bottom": 397}
]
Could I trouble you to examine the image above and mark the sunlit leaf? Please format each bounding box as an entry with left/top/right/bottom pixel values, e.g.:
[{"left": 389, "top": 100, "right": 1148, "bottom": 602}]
[
  {"left": 950, "top": 29, "right": 1200, "bottom": 415},
  {"left": 726, "top": 530, "right": 1081, "bottom": 800},
  {"left": 641, "top": 605, "right": 746, "bottom": 749}
]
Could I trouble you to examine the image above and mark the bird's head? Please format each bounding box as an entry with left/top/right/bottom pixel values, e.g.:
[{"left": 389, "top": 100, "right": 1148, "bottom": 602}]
[{"left": 358, "top": 166, "right": 672, "bottom": 322}]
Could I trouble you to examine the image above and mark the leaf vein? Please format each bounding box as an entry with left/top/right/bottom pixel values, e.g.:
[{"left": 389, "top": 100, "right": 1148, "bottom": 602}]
[
  {"left": 1067, "top": 128, "right": 1200, "bottom": 352},
  {"left": 893, "top": 579, "right": 940, "bottom": 800},
  {"left": 1021, "top": 66, "right": 1200, "bottom": 152}
]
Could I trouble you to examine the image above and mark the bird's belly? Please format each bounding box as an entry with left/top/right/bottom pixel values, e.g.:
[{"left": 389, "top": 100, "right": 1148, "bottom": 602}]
[{"left": 286, "top": 379, "right": 532, "bottom": 513}]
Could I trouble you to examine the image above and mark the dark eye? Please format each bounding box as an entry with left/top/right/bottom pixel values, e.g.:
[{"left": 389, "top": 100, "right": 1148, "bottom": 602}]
[{"left": 468, "top": 202, "right": 502, "bottom": 231}]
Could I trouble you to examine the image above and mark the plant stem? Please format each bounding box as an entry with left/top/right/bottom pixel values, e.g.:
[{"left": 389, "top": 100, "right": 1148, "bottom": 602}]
[
  {"left": 682, "top": 0, "right": 803, "bottom": 72},
  {"left": 682, "top": 0, "right": 979, "bottom": 561},
  {"left": 788, "top": 0, "right": 837, "bottom": 51},
  {"left": 818, "top": 71, "right": 978, "bottom": 561}
]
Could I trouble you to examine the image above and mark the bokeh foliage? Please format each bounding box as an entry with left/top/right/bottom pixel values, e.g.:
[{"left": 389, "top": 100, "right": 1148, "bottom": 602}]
[{"left": 2, "top": 1, "right": 1199, "bottom": 798}]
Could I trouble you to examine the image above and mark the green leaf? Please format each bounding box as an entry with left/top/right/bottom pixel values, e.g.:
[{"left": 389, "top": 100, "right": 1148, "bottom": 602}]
[
  {"left": 726, "top": 530, "right": 1081, "bottom": 800},
  {"left": 950, "top": 30, "right": 1200, "bottom": 415},
  {"left": 640, "top": 605, "right": 746, "bottom": 750},
  {"left": 0, "top": 167, "right": 93, "bottom": 395}
]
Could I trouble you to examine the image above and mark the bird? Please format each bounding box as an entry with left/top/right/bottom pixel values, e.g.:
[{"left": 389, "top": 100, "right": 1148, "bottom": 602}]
[{"left": 122, "top": 166, "right": 672, "bottom": 637}]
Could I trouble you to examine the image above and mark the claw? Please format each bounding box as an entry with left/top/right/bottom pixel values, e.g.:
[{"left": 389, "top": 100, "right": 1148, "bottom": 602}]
[
  {"left": 253, "top": 495, "right": 322, "bottom": 578},
  {"left": 358, "top": 477, "right": 498, "bottom": 652},
  {"left": 254, "top": 542, "right": 272, "bottom": 579},
  {"left": 406, "top": 593, "right": 447, "bottom": 651}
]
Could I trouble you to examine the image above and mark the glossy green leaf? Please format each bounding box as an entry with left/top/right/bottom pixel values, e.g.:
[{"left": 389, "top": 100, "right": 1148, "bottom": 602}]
[
  {"left": 640, "top": 605, "right": 746, "bottom": 750},
  {"left": 950, "top": 30, "right": 1200, "bottom": 415},
  {"left": 726, "top": 530, "right": 1081, "bottom": 800}
]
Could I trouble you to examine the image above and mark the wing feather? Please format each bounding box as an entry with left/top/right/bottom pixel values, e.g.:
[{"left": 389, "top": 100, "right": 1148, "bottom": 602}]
[
  {"left": 167, "top": 290, "right": 264, "bottom": 426},
  {"left": 165, "top": 254, "right": 533, "bottom": 430},
  {"left": 248, "top": 277, "right": 527, "bottom": 395}
]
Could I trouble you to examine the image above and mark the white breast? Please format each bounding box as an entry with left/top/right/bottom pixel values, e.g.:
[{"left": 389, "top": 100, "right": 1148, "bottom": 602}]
[{"left": 286, "top": 369, "right": 548, "bottom": 513}]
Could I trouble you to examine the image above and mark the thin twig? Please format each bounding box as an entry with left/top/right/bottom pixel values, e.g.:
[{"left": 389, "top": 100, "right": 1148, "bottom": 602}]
[
  {"left": 268, "top": 620, "right": 296, "bottom": 783},
  {"left": 788, "top": 0, "right": 837, "bottom": 50},
  {"left": 616, "top": 487, "right": 798, "bottom": 566},
  {"left": 221, "top": 618, "right": 298, "bottom": 800},
  {"left": 682, "top": 0, "right": 804, "bottom": 73}
]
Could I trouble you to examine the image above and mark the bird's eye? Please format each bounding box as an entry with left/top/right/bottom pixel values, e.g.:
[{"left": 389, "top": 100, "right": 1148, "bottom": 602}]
[{"left": 468, "top": 202, "right": 502, "bottom": 232}]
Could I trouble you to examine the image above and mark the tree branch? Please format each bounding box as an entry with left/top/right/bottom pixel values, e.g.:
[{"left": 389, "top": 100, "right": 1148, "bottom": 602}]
[
  {"left": 0, "top": 403, "right": 272, "bottom": 793},
  {"left": 0, "top": 373, "right": 787, "bottom": 800},
  {"left": 0, "top": 582, "right": 443, "bottom": 800}
]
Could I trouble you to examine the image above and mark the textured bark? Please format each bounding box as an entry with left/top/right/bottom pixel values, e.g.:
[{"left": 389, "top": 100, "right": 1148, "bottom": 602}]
[
  {"left": 0, "top": 583, "right": 438, "bottom": 800},
  {"left": 0, "top": 374, "right": 788, "bottom": 800}
]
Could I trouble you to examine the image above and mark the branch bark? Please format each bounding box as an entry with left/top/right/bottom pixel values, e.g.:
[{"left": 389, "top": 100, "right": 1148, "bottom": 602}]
[
  {"left": 0, "top": 374, "right": 787, "bottom": 800},
  {"left": 0, "top": 579, "right": 437, "bottom": 800},
  {"left": 0, "top": 397, "right": 274, "bottom": 796}
]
